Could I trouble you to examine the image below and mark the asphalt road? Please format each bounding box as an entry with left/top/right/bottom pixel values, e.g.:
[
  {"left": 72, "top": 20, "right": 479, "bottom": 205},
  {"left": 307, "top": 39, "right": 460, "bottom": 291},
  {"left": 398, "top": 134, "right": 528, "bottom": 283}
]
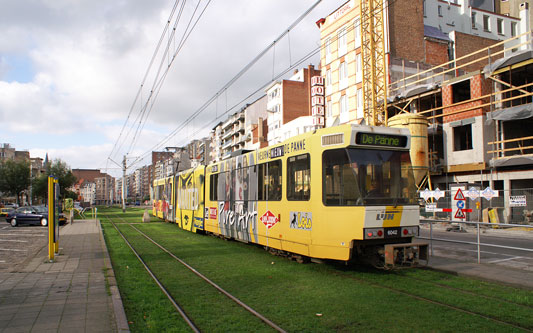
[
  {"left": 419, "top": 223, "right": 533, "bottom": 271},
  {"left": 0, "top": 220, "right": 48, "bottom": 272}
]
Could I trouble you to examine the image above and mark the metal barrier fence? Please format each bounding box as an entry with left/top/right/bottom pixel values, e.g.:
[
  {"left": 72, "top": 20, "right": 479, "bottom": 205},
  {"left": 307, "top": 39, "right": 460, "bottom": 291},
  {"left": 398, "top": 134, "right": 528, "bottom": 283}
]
[
  {"left": 419, "top": 188, "right": 533, "bottom": 225},
  {"left": 419, "top": 218, "right": 533, "bottom": 264}
]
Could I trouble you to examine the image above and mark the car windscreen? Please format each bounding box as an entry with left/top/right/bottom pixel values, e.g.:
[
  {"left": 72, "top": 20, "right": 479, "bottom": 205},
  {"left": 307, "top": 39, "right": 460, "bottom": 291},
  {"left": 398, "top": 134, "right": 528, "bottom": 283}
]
[{"left": 34, "top": 206, "right": 48, "bottom": 213}]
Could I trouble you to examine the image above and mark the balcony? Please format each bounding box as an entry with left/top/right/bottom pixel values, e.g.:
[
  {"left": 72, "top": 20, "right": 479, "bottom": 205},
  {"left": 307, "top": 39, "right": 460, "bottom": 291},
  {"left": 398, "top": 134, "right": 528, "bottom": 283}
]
[
  {"left": 222, "top": 140, "right": 233, "bottom": 150},
  {"left": 222, "top": 117, "right": 234, "bottom": 130},
  {"left": 222, "top": 130, "right": 234, "bottom": 140},
  {"left": 222, "top": 151, "right": 232, "bottom": 160}
]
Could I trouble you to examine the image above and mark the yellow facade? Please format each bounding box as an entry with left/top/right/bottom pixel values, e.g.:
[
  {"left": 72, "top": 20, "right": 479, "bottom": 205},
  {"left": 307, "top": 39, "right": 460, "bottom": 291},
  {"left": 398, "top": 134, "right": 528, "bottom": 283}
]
[{"left": 319, "top": 0, "right": 364, "bottom": 125}]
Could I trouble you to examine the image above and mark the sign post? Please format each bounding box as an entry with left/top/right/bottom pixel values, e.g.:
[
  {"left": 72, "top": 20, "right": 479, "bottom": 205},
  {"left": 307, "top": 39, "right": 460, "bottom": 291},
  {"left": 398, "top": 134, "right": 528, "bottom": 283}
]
[{"left": 47, "top": 176, "right": 59, "bottom": 261}]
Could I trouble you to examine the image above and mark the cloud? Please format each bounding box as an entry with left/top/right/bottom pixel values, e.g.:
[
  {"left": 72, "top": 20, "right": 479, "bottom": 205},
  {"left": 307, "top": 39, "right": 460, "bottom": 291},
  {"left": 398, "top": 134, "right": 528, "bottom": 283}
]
[{"left": 0, "top": 0, "right": 345, "bottom": 177}]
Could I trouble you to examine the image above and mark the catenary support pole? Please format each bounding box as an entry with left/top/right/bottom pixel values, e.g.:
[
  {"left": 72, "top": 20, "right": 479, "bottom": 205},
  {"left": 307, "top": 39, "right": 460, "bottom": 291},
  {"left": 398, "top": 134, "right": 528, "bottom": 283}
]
[{"left": 122, "top": 155, "right": 126, "bottom": 213}]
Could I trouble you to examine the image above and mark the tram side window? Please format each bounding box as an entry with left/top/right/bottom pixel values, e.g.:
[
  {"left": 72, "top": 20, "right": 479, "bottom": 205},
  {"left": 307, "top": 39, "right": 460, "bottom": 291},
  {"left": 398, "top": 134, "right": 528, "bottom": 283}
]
[
  {"left": 322, "top": 149, "right": 362, "bottom": 206},
  {"left": 210, "top": 174, "right": 218, "bottom": 201},
  {"left": 157, "top": 185, "right": 164, "bottom": 200},
  {"left": 258, "top": 160, "right": 282, "bottom": 201},
  {"left": 287, "top": 154, "right": 310, "bottom": 201},
  {"left": 217, "top": 171, "right": 227, "bottom": 201}
]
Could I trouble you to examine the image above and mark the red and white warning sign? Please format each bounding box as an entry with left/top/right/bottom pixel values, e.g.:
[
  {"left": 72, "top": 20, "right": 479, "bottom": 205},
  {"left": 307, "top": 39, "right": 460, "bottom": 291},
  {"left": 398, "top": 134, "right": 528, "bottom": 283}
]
[
  {"left": 260, "top": 210, "right": 279, "bottom": 229},
  {"left": 454, "top": 188, "right": 465, "bottom": 200},
  {"left": 451, "top": 186, "right": 467, "bottom": 222}
]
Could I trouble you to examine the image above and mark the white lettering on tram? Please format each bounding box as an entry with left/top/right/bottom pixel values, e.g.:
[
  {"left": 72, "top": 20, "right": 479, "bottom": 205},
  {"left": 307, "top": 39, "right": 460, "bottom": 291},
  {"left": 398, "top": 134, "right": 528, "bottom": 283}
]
[
  {"left": 218, "top": 202, "right": 257, "bottom": 231},
  {"left": 178, "top": 188, "right": 199, "bottom": 210}
]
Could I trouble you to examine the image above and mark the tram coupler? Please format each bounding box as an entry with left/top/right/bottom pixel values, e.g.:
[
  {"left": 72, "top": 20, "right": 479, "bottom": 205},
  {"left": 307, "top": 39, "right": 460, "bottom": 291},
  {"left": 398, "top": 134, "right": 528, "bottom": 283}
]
[{"left": 384, "top": 242, "right": 429, "bottom": 268}]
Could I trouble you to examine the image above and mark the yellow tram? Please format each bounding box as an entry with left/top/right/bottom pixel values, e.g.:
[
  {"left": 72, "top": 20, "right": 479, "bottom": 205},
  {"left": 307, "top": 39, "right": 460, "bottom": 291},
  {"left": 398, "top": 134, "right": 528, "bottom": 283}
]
[{"left": 152, "top": 124, "right": 427, "bottom": 267}]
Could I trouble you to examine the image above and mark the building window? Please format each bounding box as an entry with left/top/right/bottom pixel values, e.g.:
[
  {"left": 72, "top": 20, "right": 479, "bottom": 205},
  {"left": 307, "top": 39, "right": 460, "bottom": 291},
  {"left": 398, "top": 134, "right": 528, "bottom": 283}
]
[
  {"left": 453, "top": 124, "right": 473, "bottom": 151},
  {"left": 423, "top": 0, "right": 427, "bottom": 17},
  {"left": 325, "top": 37, "right": 331, "bottom": 63},
  {"left": 339, "top": 61, "right": 348, "bottom": 89},
  {"left": 511, "top": 22, "right": 517, "bottom": 37},
  {"left": 326, "top": 99, "right": 332, "bottom": 117},
  {"left": 326, "top": 69, "right": 332, "bottom": 93},
  {"left": 340, "top": 94, "right": 348, "bottom": 123},
  {"left": 438, "top": 5, "right": 442, "bottom": 17},
  {"left": 338, "top": 27, "right": 347, "bottom": 56},
  {"left": 471, "top": 12, "right": 477, "bottom": 29},
  {"left": 287, "top": 154, "right": 310, "bottom": 201},
  {"left": 452, "top": 80, "right": 471, "bottom": 104},
  {"left": 354, "top": 18, "right": 361, "bottom": 48},
  {"left": 483, "top": 15, "right": 490, "bottom": 32},
  {"left": 497, "top": 18, "right": 503, "bottom": 35},
  {"left": 355, "top": 53, "right": 362, "bottom": 83},
  {"left": 357, "top": 88, "right": 363, "bottom": 118},
  {"left": 340, "top": 95, "right": 348, "bottom": 114}
]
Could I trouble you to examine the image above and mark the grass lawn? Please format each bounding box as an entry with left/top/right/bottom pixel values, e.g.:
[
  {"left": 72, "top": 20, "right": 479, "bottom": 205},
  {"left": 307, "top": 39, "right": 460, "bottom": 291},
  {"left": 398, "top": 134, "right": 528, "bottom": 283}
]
[{"left": 99, "top": 206, "right": 533, "bottom": 332}]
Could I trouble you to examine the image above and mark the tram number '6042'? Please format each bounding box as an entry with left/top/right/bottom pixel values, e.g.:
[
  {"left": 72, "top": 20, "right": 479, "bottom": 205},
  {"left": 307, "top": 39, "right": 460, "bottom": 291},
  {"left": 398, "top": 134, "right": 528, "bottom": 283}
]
[
  {"left": 384, "top": 227, "right": 401, "bottom": 238},
  {"left": 290, "top": 211, "right": 312, "bottom": 231}
]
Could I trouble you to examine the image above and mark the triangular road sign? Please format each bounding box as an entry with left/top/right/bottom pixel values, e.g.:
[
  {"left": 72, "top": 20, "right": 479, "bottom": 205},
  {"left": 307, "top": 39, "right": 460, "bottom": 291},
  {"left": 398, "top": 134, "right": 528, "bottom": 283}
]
[
  {"left": 455, "top": 209, "right": 466, "bottom": 219},
  {"left": 454, "top": 188, "right": 465, "bottom": 201}
]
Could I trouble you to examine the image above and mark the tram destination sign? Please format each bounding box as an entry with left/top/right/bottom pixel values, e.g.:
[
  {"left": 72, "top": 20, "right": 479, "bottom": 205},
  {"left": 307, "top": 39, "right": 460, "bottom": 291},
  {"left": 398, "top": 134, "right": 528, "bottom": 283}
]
[{"left": 355, "top": 132, "right": 408, "bottom": 148}]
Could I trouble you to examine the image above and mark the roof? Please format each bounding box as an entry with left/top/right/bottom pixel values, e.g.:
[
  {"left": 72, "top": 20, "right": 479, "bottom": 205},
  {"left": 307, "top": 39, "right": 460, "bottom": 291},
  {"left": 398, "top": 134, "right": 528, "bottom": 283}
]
[
  {"left": 483, "top": 50, "right": 533, "bottom": 76},
  {"left": 424, "top": 25, "right": 451, "bottom": 42}
]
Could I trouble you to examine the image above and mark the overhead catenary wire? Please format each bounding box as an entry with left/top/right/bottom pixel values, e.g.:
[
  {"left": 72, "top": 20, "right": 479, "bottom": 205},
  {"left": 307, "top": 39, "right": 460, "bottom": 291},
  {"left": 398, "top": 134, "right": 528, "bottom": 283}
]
[
  {"left": 116, "top": 0, "right": 402, "bottom": 172},
  {"left": 168, "top": 0, "right": 400, "bottom": 151},
  {"left": 107, "top": 0, "right": 212, "bottom": 174},
  {"left": 107, "top": 0, "right": 183, "bottom": 163},
  {"left": 126, "top": 0, "right": 192, "bottom": 155},
  {"left": 128, "top": 0, "right": 211, "bottom": 156},
  {"left": 127, "top": 0, "right": 323, "bottom": 168}
]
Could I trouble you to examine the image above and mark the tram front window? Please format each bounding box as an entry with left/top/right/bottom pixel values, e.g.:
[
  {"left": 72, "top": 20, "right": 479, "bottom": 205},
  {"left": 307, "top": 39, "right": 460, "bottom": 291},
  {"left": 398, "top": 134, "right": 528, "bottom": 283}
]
[{"left": 323, "top": 148, "right": 417, "bottom": 206}]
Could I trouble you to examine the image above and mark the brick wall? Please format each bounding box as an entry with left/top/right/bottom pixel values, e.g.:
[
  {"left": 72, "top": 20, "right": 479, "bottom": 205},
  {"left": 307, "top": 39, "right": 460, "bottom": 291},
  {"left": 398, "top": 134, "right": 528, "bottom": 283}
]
[
  {"left": 424, "top": 39, "right": 449, "bottom": 66},
  {"left": 453, "top": 32, "right": 504, "bottom": 73},
  {"left": 72, "top": 169, "right": 105, "bottom": 183},
  {"left": 388, "top": 0, "right": 425, "bottom": 62},
  {"left": 282, "top": 66, "right": 321, "bottom": 124},
  {"left": 442, "top": 74, "right": 491, "bottom": 123}
]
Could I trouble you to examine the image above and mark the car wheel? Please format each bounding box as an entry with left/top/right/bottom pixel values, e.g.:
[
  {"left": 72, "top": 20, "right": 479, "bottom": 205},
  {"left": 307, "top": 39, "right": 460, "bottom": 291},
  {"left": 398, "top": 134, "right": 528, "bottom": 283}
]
[
  {"left": 40, "top": 218, "right": 48, "bottom": 226},
  {"left": 10, "top": 218, "right": 17, "bottom": 227}
]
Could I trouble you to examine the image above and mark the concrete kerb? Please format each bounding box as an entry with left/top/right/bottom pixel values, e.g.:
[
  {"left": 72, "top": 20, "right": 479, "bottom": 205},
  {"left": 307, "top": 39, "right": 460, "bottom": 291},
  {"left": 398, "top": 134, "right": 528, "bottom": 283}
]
[{"left": 97, "top": 219, "right": 130, "bottom": 332}]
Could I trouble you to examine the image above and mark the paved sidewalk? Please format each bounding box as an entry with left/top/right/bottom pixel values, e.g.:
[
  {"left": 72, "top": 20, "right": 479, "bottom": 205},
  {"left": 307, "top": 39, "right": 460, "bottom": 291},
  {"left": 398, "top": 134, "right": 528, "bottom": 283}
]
[
  {"left": 0, "top": 220, "right": 129, "bottom": 333},
  {"left": 427, "top": 255, "right": 533, "bottom": 290}
]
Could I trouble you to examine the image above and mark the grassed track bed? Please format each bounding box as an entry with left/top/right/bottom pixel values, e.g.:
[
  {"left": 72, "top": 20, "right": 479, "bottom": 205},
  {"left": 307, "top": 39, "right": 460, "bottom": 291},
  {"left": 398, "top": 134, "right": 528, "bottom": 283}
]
[{"left": 100, "top": 207, "right": 533, "bottom": 332}]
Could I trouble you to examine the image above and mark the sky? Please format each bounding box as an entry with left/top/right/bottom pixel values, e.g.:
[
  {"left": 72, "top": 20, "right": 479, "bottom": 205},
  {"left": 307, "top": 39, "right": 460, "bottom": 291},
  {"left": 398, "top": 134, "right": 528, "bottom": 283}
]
[{"left": 0, "top": 0, "right": 346, "bottom": 178}]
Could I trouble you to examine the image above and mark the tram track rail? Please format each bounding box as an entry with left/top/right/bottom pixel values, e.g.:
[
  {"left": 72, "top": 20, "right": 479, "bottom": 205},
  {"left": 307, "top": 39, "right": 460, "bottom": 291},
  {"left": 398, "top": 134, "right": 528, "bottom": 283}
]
[
  {"left": 106, "top": 217, "right": 201, "bottom": 333},
  {"left": 99, "top": 208, "right": 532, "bottom": 332},
  {"left": 104, "top": 215, "right": 286, "bottom": 333},
  {"left": 332, "top": 266, "right": 533, "bottom": 332},
  {"left": 395, "top": 270, "right": 533, "bottom": 310}
]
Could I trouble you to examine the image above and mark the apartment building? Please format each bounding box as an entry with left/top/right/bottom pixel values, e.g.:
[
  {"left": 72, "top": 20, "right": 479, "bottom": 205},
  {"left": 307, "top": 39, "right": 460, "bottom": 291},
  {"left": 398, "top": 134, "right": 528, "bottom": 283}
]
[
  {"left": 132, "top": 166, "right": 152, "bottom": 201},
  {"left": 317, "top": 0, "right": 532, "bottom": 222},
  {"left": 265, "top": 65, "right": 323, "bottom": 145},
  {"left": 71, "top": 169, "right": 115, "bottom": 205},
  {"left": 95, "top": 174, "right": 114, "bottom": 205},
  {"left": 210, "top": 95, "right": 268, "bottom": 162},
  {"left": 80, "top": 181, "right": 96, "bottom": 205},
  {"left": 316, "top": 0, "right": 521, "bottom": 125}
]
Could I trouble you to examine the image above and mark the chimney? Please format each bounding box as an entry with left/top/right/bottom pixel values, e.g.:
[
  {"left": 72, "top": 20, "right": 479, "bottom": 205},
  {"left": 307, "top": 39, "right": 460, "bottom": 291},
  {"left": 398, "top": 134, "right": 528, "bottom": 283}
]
[{"left": 520, "top": 2, "right": 531, "bottom": 51}]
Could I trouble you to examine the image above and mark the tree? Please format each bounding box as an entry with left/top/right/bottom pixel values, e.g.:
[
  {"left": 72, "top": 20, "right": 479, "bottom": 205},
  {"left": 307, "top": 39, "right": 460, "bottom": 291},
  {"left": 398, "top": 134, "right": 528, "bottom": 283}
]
[
  {"left": 32, "top": 159, "right": 77, "bottom": 201},
  {"left": 0, "top": 159, "right": 31, "bottom": 205}
]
